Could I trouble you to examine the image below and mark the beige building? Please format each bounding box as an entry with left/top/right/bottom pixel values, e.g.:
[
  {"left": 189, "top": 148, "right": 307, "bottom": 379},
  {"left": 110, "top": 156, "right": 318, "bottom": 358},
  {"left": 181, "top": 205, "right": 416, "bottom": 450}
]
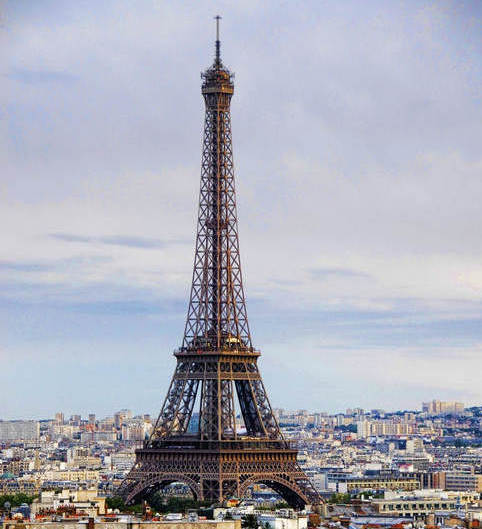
[
  {"left": 44, "top": 469, "right": 100, "bottom": 482},
  {"left": 0, "top": 459, "right": 31, "bottom": 475},
  {"left": 337, "top": 477, "right": 420, "bottom": 493},
  {"left": 372, "top": 490, "right": 479, "bottom": 516},
  {"left": 422, "top": 400, "right": 465, "bottom": 415},
  {"left": 445, "top": 470, "right": 482, "bottom": 492},
  {"left": 31, "top": 489, "right": 106, "bottom": 518},
  {"left": 356, "top": 420, "right": 415, "bottom": 438}
]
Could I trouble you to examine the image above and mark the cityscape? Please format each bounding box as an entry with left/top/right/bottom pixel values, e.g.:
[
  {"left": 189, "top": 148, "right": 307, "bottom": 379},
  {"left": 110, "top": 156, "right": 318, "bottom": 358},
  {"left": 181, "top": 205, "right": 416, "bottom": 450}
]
[
  {"left": 2, "top": 2, "right": 481, "bottom": 529},
  {"left": 1, "top": 401, "right": 481, "bottom": 527}
]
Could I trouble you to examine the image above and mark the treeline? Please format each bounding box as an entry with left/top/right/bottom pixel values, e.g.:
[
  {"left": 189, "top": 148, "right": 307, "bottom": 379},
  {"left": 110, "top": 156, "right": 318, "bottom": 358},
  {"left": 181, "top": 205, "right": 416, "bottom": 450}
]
[
  {"left": 148, "top": 495, "right": 213, "bottom": 514},
  {"left": 106, "top": 495, "right": 212, "bottom": 516},
  {"left": 105, "top": 496, "right": 142, "bottom": 513},
  {"left": 0, "top": 493, "right": 38, "bottom": 508}
]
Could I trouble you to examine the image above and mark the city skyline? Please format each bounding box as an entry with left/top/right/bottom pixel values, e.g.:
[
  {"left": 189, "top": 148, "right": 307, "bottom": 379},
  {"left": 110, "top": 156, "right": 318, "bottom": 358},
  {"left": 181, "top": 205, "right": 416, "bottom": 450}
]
[
  {"left": 2, "top": 1, "right": 482, "bottom": 418},
  {"left": 0, "top": 400, "right": 476, "bottom": 423}
]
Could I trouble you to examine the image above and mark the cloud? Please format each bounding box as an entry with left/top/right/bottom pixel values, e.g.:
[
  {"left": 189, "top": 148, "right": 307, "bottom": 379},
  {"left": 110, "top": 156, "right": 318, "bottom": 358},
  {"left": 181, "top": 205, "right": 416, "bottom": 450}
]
[
  {"left": 6, "top": 68, "right": 79, "bottom": 84},
  {"left": 0, "top": 261, "right": 51, "bottom": 272},
  {"left": 50, "top": 233, "right": 92, "bottom": 243},
  {"left": 50, "top": 233, "right": 189, "bottom": 249},
  {"left": 309, "top": 267, "right": 372, "bottom": 280},
  {"left": 100, "top": 235, "right": 167, "bottom": 248}
]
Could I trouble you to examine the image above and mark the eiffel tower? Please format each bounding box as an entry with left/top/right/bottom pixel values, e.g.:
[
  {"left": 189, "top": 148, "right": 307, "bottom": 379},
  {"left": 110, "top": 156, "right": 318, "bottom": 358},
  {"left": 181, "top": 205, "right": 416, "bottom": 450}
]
[{"left": 118, "top": 18, "right": 319, "bottom": 509}]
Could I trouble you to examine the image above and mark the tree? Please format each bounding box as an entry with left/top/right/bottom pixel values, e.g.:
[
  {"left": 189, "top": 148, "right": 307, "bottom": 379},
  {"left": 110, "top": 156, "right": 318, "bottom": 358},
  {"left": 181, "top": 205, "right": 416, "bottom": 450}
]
[
  {"left": 242, "top": 514, "right": 258, "bottom": 529},
  {"left": 106, "top": 496, "right": 126, "bottom": 511},
  {"left": 0, "top": 494, "right": 38, "bottom": 509},
  {"left": 146, "top": 494, "right": 212, "bottom": 515},
  {"left": 328, "top": 493, "right": 350, "bottom": 504}
]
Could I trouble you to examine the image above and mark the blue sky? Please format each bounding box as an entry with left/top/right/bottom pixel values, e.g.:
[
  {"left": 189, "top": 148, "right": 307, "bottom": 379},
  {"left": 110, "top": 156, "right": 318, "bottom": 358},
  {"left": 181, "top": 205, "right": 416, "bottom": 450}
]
[{"left": 1, "top": 0, "right": 481, "bottom": 419}]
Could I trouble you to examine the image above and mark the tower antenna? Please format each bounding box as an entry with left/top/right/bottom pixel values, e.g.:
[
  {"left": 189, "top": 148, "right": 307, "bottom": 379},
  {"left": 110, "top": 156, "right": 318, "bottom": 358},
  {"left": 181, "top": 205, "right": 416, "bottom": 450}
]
[{"left": 214, "top": 15, "right": 221, "bottom": 65}]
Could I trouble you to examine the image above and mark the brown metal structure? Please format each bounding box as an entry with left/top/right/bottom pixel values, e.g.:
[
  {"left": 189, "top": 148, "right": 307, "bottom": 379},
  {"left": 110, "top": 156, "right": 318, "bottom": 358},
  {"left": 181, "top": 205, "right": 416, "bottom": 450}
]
[{"left": 118, "top": 19, "right": 320, "bottom": 509}]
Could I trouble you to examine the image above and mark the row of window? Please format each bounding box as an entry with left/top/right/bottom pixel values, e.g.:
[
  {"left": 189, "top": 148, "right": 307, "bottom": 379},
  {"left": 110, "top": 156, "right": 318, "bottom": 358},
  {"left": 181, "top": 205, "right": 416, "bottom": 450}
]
[{"left": 380, "top": 502, "right": 456, "bottom": 511}]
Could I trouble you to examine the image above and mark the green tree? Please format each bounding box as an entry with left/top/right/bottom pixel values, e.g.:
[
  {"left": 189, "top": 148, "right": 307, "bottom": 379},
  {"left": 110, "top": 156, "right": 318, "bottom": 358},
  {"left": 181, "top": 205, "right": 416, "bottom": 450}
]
[
  {"left": 0, "top": 493, "right": 38, "bottom": 508},
  {"left": 328, "top": 493, "right": 350, "bottom": 504},
  {"left": 242, "top": 514, "right": 258, "bottom": 529},
  {"left": 275, "top": 502, "right": 289, "bottom": 509},
  {"left": 147, "top": 494, "right": 212, "bottom": 515},
  {"left": 106, "top": 496, "right": 126, "bottom": 511}
]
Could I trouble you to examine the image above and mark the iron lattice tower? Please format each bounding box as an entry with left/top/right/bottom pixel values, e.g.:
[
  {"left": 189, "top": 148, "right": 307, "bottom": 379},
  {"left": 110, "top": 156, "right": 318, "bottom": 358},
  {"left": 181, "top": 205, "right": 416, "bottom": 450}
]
[{"left": 118, "top": 19, "right": 320, "bottom": 509}]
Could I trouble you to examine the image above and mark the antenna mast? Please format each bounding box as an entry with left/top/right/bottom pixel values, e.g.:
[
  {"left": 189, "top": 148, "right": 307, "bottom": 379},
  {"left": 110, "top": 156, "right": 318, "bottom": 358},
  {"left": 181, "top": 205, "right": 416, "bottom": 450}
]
[{"left": 215, "top": 15, "right": 221, "bottom": 65}]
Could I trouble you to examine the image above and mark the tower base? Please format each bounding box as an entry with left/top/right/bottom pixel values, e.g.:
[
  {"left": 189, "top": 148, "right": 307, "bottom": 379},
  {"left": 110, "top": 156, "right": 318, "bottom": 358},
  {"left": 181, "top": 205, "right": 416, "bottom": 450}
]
[{"left": 118, "top": 441, "right": 319, "bottom": 509}]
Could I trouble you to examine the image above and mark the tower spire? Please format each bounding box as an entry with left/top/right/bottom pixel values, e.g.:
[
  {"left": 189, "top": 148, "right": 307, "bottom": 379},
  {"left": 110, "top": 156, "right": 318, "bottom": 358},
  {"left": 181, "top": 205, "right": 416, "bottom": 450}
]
[{"left": 215, "top": 15, "right": 221, "bottom": 66}]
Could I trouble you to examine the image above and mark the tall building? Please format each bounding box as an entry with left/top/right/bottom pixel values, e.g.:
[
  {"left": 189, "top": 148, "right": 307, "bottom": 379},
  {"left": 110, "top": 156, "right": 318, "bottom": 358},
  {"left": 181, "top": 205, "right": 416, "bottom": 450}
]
[
  {"left": 118, "top": 20, "right": 319, "bottom": 508},
  {"left": 356, "top": 420, "right": 370, "bottom": 439},
  {"left": 69, "top": 414, "right": 82, "bottom": 425},
  {"left": 0, "top": 420, "right": 39, "bottom": 441},
  {"left": 422, "top": 400, "right": 465, "bottom": 415},
  {"left": 114, "top": 409, "right": 132, "bottom": 429}
]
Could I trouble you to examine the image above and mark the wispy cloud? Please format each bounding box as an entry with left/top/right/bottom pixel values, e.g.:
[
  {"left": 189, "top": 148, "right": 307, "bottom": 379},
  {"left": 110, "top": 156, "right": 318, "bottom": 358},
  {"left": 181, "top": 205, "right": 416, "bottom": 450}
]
[
  {"left": 100, "top": 235, "right": 175, "bottom": 249},
  {"left": 50, "top": 233, "right": 92, "bottom": 243},
  {"left": 6, "top": 68, "right": 79, "bottom": 84},
  {"left": 50, "top": 233, "right": 188, "bottom": 249},
  {"left": 0, "top": 261, "right": 51, "bottom": 272},
  {"left": 309, "top": 267, "right": 372, "bottom": 280}
]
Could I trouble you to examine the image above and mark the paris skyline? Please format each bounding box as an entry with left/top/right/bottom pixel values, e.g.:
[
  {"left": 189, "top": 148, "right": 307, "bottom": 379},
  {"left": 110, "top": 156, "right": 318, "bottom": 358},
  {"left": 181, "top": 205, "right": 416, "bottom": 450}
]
[{"left": 1, "top": 1, "right": 481, "bottom": 419}]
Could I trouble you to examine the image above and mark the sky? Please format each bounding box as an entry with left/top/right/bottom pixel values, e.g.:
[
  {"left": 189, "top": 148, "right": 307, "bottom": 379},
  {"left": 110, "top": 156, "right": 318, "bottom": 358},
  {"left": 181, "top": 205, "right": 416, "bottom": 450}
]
[{"left": 1, "top": 0, "right": 481, "bottom": 420}]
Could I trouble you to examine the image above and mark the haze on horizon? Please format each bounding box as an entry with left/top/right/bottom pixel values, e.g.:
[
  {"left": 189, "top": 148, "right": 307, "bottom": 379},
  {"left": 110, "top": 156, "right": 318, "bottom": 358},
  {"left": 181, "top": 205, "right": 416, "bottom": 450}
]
[{"left": 1, "top": 0, "right": 481, "bottom": 420}]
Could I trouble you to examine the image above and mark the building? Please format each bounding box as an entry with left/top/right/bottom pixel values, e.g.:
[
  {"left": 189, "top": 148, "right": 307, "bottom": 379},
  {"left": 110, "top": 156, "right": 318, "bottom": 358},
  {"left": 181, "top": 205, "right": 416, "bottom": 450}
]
[
  {"left": 31, "top": 489, "right": 106, "bottom": 518},
  {"left": 335, "top": 477, "right": 420, "bottom": 493},
  {"left": 444, "top": 470, "right": 482, "bottom": 492},
  {"left": 422, "top": 400, "right": 465, "bottom": 415},
  {"left": 258, "top": 512, "right": 308, "bottom": 529},
  {"left": 44, "top": 469, "right": 100, "bottom": 482},
  {"left": 50, "top": 424, "right": 78, "bottom": 439},
  {"left": 356, "top": 420, "right": 370, "bottom": 439},
  {"left": 114, "top": 410, "right": 132, "bottom": 429},
  {"left": 392, "top": 453, "right": 432, "bottom": 471},
  {"left": 110, "top": 453, "right": 135, "bottom": 472},
  {"left": 66, "top": 448, "right": 101, "bottom": 469},
  {"left": 121, "top": 419, "right": 151, "bottom": 441},
  {"left": 0, "top": 459, "right": 31, "bottom": 475},
  {"left": 79, "top": 431, "right": 116, "bottom": 442},
  {"left": 69, "top": 415, "right": 82, "bottom": 425},
  {"left": 372, "top": 489, "right": 479, "bottom": 517},
  {"left": 357, "top": 419, "right": 416, "bottom": 438},
  {"left": 0, "top": 421, "right": 39, "bottom": 441}
]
